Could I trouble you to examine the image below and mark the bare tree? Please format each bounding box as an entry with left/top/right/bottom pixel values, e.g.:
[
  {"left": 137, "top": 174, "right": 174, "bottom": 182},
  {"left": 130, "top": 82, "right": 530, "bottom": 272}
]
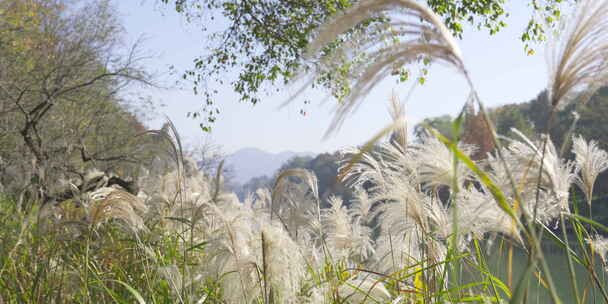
[
  {"left": 185, "top": 134, "right": 235, "bottom": 183},
  {"left": 0, "top": 0, "right": 156, "bottom": 206}
]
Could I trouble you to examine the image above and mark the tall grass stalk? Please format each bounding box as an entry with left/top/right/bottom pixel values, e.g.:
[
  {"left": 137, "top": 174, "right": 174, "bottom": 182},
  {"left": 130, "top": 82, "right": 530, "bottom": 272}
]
[{"left": 4, "top": 0, "right": 608, "bottom": 303}]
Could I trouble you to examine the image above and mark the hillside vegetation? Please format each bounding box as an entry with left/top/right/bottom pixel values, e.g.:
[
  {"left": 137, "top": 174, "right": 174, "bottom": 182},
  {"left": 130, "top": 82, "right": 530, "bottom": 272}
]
[{"left": 419, "top": 88, "right": 608, "bottom": 226}]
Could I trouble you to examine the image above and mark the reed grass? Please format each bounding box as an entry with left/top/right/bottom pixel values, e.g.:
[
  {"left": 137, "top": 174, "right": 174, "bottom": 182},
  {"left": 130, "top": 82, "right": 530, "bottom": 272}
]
[{"left": 3, "top": 0, "right": 608, "bottom": 303}]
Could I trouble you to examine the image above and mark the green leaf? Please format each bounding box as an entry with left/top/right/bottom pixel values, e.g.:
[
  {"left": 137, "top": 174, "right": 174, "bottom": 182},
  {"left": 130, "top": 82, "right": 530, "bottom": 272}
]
[
  {"left": 540, "top": 222, "right": 582, "bottom": 264},
  {"left": 111, "top": 279, "right": 146, "bottom": 304},
  {"left": 186, "top": 241, "right": 209, "bottom": 252},
  {"left": 510, "top": 261, "right": 534, "bottom": 304},
  {"left": 165, "top": 216, "right": 192, "bottom": 225},
  {"left": 427, "top": 128, "right": 518, "bottom": 221},
  {"left": 567, "top": 214, "right": 608, "bottom": 233},
  {"left": 472, "top": 239, "right": 511, "bottom": 299}
]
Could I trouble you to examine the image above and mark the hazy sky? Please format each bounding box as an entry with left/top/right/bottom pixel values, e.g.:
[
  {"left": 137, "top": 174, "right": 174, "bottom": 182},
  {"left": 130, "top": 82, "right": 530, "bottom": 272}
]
[{"left": 116, "top": 1, "right": 559, "bottom": 154}]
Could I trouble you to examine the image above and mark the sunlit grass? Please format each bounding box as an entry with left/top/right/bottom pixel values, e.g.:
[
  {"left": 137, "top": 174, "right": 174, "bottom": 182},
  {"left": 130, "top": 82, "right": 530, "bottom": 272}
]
[{"left": 3, "top": 0, "right": 608, "bottom": 303}]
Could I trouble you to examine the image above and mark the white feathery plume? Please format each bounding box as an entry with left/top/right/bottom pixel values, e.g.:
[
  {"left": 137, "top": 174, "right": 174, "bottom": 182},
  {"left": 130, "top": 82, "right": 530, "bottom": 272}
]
[
  {"left": 388, "top": 93, "right": 408, "bottom": 150},
  {"left": 377, "top": 140, "right": 415, "bottom": 172},
  {"left": 202, "top": 200, "right": 306, "bottom": 303},
  {"left": 323, "top": 196, "right": 374, "bottom": 262},
  {"left": 281, "top": 184, "right": 320, "bottom": 239},
  {"left": 203, "top": 202, "right": 263, "bottom": 302},
  {"left": 339, "top": 146, "right": 391, "bottom": 193},
  {"left": 240, "top": 188, "right": 273, "bottom": 222},
  {"left": 453, "top": 187, "right": 517, "bottom": 243},
  {"left": 547, "top": 0, "right": 608, "bottom": 109},
  {"left": 269, "top": 171, "right": 321, "bottom": 240},
  {"left": 424, "top": 195, "right": 450, "bottom": 238},
  {"left": 572, "top": 135, "right": 608, "bottom": 205},
  {"left": 371, "top": 161, "right": 427, "bottom": 228},
  {"left": 486, "top": 139, "right": 556, "bottom": 225},
  {"left": 306, "top": 0, "right": 462, "bottom": 62},
  {"left": 88, "top": 190, "right": 148, "bottom": 232},
  {"left": 348, "top": 220, "right": 376, "bottom": 262},
  {"left": 272, "top": 169, "right": 319, "bottom": 204},
  {"left": 348, "top": 186, "right": 374, "bottom": 224},
  {"left": 259, "top": 225, "right": 307, "bottom": 303},
  {"left": 374, "top": 225, "right": 423, "bottom": 273},
  {"left": 372, "top": 186, "right": 448, "bottom": 274},
  {"left": 157, "top": 264, "right": 202, "bottom": 300},
  {"left": 485, "top": 147, "right": 536, "bottom": 200},
  {"left": 508, "top": 129, "right": 576, "bottom": 218},
  {"left": 340, "top": 136, "right": 451, "bottom": 269},
  {"left": 424, "top": 185, "right": 521, "bottom": 246},
  {"left": 144, "top": 167, "right": 212, "bottom": 214},
  {"left": 338, "top": 276, "right": 392, "bottom": 303},
  {"left": 290, "top": 0, "right": 466, "bottom": 137},
  {"left": 293, "top": 224, "right": 323, "bottom": 267},
  {"left": 541, "top": 139, "right": 576, "bottom": 214},
  {"left": 253, "top": 188, "right": 272, "bottom": 210},
  {"left": 242, "top": 192, "right": 256, "bottom": 210},
  {"left": 272, "top": 169, "right": 320, "bottom": 230},
  {"left": 301, "top": 209, "right": 324, "bottom": 246},
  {"left": 410, "top": 133, "right": 475, "bottom": 190},
  {"left": 586, "top": 234, "right": 608, "bottom": 266},
  {"left": 418, "top": 191, "right": 505, "bottom": 251},
  {"left": 340, "top": 141, "right": 418, "bottom": 199},
  {"left": 374, "top": 224, "right": 447, "bottom": 279},
  {"left": 489, "top": 139, "right": 564, "bottom": 225}
]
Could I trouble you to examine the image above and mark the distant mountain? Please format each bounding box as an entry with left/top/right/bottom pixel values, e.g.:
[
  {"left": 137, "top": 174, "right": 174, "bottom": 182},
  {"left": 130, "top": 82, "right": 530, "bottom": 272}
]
[{"left": 225, "top": 148, "right": 316, "bottom": 184}]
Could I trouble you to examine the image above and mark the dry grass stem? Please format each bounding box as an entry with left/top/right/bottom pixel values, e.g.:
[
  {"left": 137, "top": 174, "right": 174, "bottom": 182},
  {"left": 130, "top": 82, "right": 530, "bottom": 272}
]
[{"left": 547, "top": 0, "right": 608, "bottom": 108}]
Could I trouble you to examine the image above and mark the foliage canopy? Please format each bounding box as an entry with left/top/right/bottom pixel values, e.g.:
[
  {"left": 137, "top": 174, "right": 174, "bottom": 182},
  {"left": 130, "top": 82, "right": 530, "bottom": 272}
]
[{"left": 161, "top": 0, "right": 571, "bottom": 129}]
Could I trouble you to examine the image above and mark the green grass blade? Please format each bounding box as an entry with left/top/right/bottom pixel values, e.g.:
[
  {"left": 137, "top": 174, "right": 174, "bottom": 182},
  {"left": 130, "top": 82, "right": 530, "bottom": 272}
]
[
  {"left": 559, "top": 214, "right": 581, "bottom": 304},
  {"left": 186, "top": 241, "right": 209, "bottom": 252},
  {"left": 539, "top": 222, "right": 582, "bottom": 264},
  {"left": 165, "top": 217, "right": 192, "bottom": 225},
  {"left": 568, "top": 214, "right": 608, "bottom": 233},
  {"left": 472, "top": 239, "right": 510, "bottom": 300},
  {"left": 111, "top": 279, "right": 146, "bottom": 304},
  {"left": 510, "top": 261, "right": 534, "bottom": 304},
  {"left": 428, "top": 128, "right": 518, "bottom": 222}
]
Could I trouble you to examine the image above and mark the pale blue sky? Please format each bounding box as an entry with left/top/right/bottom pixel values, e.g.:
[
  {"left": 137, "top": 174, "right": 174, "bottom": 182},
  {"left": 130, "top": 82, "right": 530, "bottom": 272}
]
[{"left": 116, "top": 1, "right": 559, "bottom": 154}]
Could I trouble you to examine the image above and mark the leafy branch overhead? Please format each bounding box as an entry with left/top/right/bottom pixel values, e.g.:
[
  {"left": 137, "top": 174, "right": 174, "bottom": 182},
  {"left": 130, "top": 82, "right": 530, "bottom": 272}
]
[{"left": 161, "top": 0, "right": 572, "bottom": 129}]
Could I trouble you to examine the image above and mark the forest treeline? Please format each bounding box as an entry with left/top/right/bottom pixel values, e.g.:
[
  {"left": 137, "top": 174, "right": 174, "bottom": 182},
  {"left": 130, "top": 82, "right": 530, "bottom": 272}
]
[
  {"left": 3, "top": 0, "right": 606, "bottom": 218},
  {"left": 0, "top": 0, "right": 168, "bottom": 208},
  {"left": 3, "top": 0, "right": 608, "bottom": 229},
  {"left": 244, "top": 89, "right": 608, "bottom": 226}
]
